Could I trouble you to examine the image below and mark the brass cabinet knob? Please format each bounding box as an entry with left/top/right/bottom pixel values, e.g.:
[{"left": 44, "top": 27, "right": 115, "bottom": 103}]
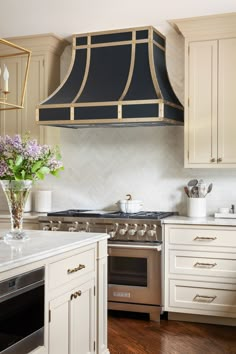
[
  {"left": 217, "top": 158, "right": 222, "bottom": 162},
  {"left": 76, "top": 290, "right": 82, "bottom": 296},
  {"left": 210, "top": 158, "right": 216, "bottom": 163}
]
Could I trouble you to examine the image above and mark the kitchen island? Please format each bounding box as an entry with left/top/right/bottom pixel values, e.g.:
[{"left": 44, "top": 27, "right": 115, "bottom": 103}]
[{"left": 0, "top": 230, "right": 109, "bottom": 354}]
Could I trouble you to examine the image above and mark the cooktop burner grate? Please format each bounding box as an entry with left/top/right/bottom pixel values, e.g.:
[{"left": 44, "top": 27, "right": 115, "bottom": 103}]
[{"left": 47, "top": 209, "right": 174, "bottom": 219}]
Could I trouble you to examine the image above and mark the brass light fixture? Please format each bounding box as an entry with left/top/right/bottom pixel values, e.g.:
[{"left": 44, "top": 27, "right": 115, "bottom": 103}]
[{"left": 0, "top": 38, "right": 31, "bottom": 111}]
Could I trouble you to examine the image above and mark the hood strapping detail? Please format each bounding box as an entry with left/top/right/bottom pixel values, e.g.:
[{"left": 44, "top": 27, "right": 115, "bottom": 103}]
[{"left": 36, "top": 26, "right": 183, "bottom": 128}]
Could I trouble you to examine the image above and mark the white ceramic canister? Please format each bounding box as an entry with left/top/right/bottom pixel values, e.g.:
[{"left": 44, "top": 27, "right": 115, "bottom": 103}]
[
  {"left": 24, "top": 192, "right": 32, "bottom": 212},
  {"left": 34, "top": 190, "right": 52, "bottom": 212},
  {"left": 187, "top": 198, "right": 206, "bottom": 217}
]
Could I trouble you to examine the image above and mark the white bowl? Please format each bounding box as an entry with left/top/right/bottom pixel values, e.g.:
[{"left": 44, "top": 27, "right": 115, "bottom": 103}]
[{"left": 117, "top": 200, "right": 143, "bottom": 213}]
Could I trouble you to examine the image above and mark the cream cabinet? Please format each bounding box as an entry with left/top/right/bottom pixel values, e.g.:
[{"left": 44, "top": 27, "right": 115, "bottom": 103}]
[
  {"left": 49, "top": 279, "right": 96, "bottom": 354},
  {"left": 164, "top": 224, "right": 236, "bottom": 325},
  {"left": 171, "top": 13, "right": 236, "bottom": 168},
  {"left": 47, "top": 240, "right": 109, "bottom": 354},
  {"left": 0, "top": 34, "right": 68, "bottom": 145}
]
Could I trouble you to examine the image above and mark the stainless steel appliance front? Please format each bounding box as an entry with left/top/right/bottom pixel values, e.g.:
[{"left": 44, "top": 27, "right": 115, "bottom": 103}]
[
  {"left": 108, "top": 242, "right": 162, "bottom": 321},
  {"left": 0, "top": 267, "right": 45, "bottom": 354}
]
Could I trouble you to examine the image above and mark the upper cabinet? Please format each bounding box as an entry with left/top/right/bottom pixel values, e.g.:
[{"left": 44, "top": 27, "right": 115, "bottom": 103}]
[
  {"left": 170, "top": 13, "right": 236, "bottom": 168},
  {"left": 0, "top": 34, "right": 68, "bottom": 144}
]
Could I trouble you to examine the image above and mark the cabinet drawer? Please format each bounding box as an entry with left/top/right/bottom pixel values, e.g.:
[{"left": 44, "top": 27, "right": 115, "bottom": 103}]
[
  {"left": 169, "top": 250, "right": 236, "bottom": 279},
  {"left": 168, "top": 226, "right": 236, "bottom": 248},
  {"left": 169, "top": 279, "right": 236, "bottom": 315},
  {"left": 49, "top": 247, "right": 95, "bottom": 289}
]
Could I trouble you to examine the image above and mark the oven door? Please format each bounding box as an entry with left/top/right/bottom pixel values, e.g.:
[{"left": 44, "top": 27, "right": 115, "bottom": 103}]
[{"left": 108, "top": 242, "right": 161, "bottom": 306}]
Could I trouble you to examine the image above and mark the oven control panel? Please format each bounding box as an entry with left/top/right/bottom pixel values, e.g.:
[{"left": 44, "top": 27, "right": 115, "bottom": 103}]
[{"left": 38, "top": 217, "right": 163, "bottom": 242}]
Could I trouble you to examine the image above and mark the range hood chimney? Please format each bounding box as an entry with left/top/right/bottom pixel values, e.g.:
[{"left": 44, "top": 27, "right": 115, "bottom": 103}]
[{"left": 36, "top": 26, "right": 183, "bottom": 128}]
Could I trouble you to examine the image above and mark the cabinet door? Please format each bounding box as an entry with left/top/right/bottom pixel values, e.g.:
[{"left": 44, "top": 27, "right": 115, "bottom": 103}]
[
  {"left": 49, "top": 291, "right": 70, "bottom": 354},
  {"left": 49, "top": 279, "right": 95, "bottom": 354},
  {"left": 70, "top": 279, "right": 95, "bottom": 354},
  {"left": 22, "top": 55, "right": 45, "bottom": 141},
  {"left": 218, "top": 38, "right": 236, "bottom": 164},
  {"left": 187, "top": 40, "right": 218, "bottom": 165}
]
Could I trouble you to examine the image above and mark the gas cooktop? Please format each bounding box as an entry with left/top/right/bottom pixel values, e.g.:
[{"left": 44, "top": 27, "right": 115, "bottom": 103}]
[{"left": 47, "top": 209, "right": 174, "bottom": 220}]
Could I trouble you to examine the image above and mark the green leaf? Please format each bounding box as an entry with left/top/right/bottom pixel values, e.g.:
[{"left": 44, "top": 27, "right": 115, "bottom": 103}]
[
  {"left": 21, "top": 170, "right": 26, "bottom": 179},
  {"left": 36, "top": 171, "right": 45, "bottom": 180},
  {"left": 15, "top": 155, "right": 23, "bottom": 167},
  {"left": 32, "top": 161, "right": 42, "bottom": 173},
  {"left": 38, "top": 166, "right": 50, "bottom": 175}
]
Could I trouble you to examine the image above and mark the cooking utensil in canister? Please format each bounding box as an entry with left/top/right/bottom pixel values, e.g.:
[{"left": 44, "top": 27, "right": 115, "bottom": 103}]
[
  {"left": 205, "top": 183, "right": 213, "bottom": 196},
  {"left": 187, "top": 179, "right": 198, "bottom": 187},
  {"left": 184, "top": 186, "right": 190, "bottom": 197}
]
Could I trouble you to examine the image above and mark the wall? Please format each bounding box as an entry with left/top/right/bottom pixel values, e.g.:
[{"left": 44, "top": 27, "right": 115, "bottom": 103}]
[{"left": 1, "top": 24, "right": 236, "bottom": 216}]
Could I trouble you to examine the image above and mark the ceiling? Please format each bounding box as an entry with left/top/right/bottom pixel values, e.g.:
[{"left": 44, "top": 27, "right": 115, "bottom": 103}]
[{"left": 1, "top": 0, "right": 236, "bottom": 40}]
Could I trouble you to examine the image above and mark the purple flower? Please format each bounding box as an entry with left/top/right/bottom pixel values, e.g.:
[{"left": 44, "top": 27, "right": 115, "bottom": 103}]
[
  {"left": 0, "top": 133, "right": 63, "bottom": 181},
  {"left": 47, "top": 157, "right": 63, "bottom": 171},
  {"left": 0, "top": 161, "right": 10, "bottom": 177}
]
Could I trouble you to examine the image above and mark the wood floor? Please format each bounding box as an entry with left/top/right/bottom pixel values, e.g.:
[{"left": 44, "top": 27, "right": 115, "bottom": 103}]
[{"left": 108, "top": 311, "right": 236, "bottom": 354}]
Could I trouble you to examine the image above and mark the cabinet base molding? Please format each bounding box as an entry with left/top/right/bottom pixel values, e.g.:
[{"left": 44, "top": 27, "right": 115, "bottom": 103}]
[
  {"left": 168, "top": 312, "right": 236, "bottom": 326},
  {"left": 108, "top": 301, "right": 161, "bottom": 322}
]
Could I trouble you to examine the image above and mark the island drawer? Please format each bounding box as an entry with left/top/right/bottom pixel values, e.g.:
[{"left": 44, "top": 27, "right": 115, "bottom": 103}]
[
  {"left": 48, "top": 247, "right": 96, "bottom": 289},
  {"left": 169, "top": 279, "right": 236, "bottom": 315},
  {"left": 169, "top": 250, "right": 236, "bottom": 279},
  {"left": 168, "top": 226, "right": 236, "bottom": 248}
]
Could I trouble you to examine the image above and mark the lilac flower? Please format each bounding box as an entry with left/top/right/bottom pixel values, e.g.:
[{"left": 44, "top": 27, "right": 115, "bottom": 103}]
[
  {"left": 47, "top": 158, "right": 63, "bottom": 171},
  {"left": 0, "top": 161, "right": 10, "bottom": 177},
  {"left": 0, "top": 133, "right": 64, "bottom": 182},
  {"left": 23, "top": 139, "right": 41, "bottom": 160}
]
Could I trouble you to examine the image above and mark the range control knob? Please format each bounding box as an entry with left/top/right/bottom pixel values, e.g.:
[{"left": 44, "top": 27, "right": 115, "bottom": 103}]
[
  {"left": 147, "top": 225, "right": 157, "bottom": 237},
  {"left": 43, "top": 224, "right": 51, "bottom": 231},
  {"left": 51, "top": 221, "right": 62, "bottom": 231},
  {"left": 43, "top": 220, "right": 54, "bottom": 231},
  {"left": 119, "top": 223, "right": 128, "bottom": 236},
  {"left": 109, "top": 223, "right": 119, "bottom": 238},
  {"left": 128, "top": 224, "right": 138, "bottom": 236},
  {"left": 138, "top": 224, "right": 147, "bottom": 237},
  {"left": 79, "top": 221, "right": 90, "bottom": 232},
  {"left": 68, "top": 221, "right": 78, "bottom": 232}
]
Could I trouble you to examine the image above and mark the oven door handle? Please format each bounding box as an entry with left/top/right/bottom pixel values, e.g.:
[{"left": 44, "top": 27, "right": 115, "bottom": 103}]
[{"left": 108, "top": 243, "right": 162, "bottom": 251}]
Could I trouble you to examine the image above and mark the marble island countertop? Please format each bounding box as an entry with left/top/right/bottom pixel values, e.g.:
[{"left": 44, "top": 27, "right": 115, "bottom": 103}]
[
  {"left": 163, "top": 215, "right": 236, "bottom": 226},
  {"left": 0, "top": 230, "right": 109, "bottom": 273}
]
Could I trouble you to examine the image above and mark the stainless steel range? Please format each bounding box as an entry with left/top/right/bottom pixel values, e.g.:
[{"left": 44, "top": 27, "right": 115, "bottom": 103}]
[{"left": 38, "top": 210, "right": 174, "bottom": 321}]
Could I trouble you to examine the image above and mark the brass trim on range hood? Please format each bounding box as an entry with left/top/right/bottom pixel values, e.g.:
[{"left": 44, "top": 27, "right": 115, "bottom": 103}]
[{"left": 36, "top": 26, "right": 183, "bottom": 128}]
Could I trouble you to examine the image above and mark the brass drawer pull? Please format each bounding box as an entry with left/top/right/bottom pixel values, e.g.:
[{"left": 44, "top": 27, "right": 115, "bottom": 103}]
[
  {"left": 67, "top": 264, "right": 86, "bottom": 274},
  {"left": 193, "top": 294, "right": 217, "bottom": 303},
  {"left": 194, "top": 236, "right": 217, "bottom": 241},
  {"left": 70, "top": 290, "right": 82, "bottom": 300},
  {"left": 194, "top": 262, "right": 217, "bottom": 268},
  {"left": 210, "top": 158, "right": 216, "bottom": 163},
  {"left": 217, "top": 158, "right": 222, "bottom": 163}
]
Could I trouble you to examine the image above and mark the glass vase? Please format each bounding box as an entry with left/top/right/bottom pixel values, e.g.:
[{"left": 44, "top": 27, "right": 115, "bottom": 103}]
[{"left": 0, "top": 180, "right": 32, "bottom": 240}]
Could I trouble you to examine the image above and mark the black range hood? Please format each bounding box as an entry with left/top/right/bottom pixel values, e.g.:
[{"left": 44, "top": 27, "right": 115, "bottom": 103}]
[{"left": 36, "top": 26, "right": 183, "bottom": 128}]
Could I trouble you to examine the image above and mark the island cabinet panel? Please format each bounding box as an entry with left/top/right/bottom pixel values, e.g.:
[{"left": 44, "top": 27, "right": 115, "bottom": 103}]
[
  {"left": 49, "top": 279, "right": 95, "bottom": 354},
  {"left": 164, "top": 224, "right": 236, "bottom": 324},
  {"left": 46, "top": 239, "right": 109, "bottom": 354},
  {"left": 48, "top": 247, "right": 96, "bottom": 290}
]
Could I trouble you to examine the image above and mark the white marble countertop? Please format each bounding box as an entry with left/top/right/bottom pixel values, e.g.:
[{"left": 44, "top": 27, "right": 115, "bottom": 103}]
[
  {"left": 163, "top": 215, "right": 236, "bottom": 226},
  {"left": 0, "top": 230, "right": 109, "bottom": 273}
]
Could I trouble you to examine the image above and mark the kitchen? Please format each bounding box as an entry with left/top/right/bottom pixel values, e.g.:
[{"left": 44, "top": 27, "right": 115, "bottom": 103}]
[{"left": 1, "top": 1, "right": 236, "bottom": 353}]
